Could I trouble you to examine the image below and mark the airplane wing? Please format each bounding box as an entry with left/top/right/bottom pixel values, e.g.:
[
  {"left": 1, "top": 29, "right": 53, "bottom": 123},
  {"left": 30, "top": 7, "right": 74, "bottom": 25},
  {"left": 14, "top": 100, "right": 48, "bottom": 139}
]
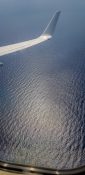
[{"left": 0, "top": 11, "right": 61, "bottom": 57}]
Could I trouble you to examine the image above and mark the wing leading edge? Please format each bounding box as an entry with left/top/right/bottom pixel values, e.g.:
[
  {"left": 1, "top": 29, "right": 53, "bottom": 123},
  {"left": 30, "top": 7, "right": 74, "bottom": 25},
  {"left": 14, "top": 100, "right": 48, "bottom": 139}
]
[{"left": 0, "top": 11, "right": 61, "bottom": 57}]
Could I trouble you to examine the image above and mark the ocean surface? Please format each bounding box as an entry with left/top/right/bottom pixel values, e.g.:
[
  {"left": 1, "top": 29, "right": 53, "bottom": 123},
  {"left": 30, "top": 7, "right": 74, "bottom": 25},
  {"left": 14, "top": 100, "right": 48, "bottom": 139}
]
[{"left": 0, "top": 0, "right": 85, "bottom": 169}]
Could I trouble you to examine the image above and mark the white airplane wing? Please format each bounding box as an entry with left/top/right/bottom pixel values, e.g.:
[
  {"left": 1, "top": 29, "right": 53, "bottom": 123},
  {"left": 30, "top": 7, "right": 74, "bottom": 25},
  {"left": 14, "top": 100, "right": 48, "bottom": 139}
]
[{"left": 0, "top": 11, "right": 60, "bottom": 57}]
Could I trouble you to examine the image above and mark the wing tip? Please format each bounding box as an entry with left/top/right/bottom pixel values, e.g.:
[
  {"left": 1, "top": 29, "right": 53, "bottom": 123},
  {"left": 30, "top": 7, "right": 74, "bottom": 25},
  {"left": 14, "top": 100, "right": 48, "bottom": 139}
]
[{"left": 42, "top": 10, "right": 61, "bottom": 37}]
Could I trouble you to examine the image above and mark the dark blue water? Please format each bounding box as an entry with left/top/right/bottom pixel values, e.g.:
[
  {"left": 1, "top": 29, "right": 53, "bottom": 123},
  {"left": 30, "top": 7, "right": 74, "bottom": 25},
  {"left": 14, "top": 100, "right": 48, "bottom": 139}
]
[{"left": 0, "top": 0, "right": 85, "bottom": 169}]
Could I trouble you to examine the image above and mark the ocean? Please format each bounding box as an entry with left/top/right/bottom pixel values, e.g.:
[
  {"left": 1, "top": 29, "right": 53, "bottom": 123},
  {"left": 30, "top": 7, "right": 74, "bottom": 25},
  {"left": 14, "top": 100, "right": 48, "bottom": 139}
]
[{"left": 0, "top": 0, "right": 85, "bottom": 169}]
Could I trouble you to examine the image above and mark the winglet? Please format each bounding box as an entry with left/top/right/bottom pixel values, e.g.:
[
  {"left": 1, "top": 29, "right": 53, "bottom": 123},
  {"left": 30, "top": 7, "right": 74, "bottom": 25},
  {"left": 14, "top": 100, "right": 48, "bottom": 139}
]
[{"left": 42, "top": 11, "right": 61, "bottom": 37}]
